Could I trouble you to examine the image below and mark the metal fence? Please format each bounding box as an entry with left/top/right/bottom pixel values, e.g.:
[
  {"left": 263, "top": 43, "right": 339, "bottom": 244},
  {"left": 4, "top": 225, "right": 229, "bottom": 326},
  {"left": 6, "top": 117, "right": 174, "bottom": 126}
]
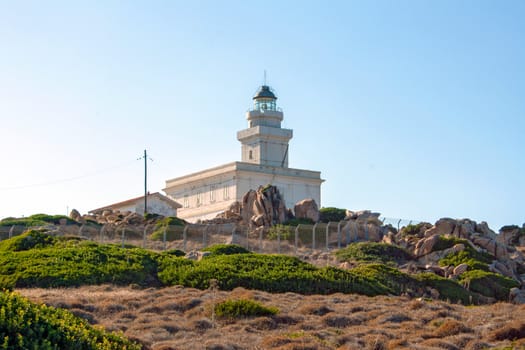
[
  {"left": 0, "top": 220, "right": 397, "bottom": 256},
  {"left": 380, "top": 216, "right": 421, "bottom": 232}
]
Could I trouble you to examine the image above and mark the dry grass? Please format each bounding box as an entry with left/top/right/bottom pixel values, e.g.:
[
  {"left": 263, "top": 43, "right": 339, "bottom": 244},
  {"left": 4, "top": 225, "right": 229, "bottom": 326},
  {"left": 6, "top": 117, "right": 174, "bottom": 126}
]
[
  {"left": 489, "top": 321, "right": 525, "bottom": 341},
  {"left": 17, "top": 285, "right": 525, "bottom": 350}
]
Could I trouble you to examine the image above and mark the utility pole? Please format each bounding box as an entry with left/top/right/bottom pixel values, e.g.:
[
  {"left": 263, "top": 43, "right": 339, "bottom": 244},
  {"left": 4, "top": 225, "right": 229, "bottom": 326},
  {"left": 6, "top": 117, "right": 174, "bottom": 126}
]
[
  {"left": 144, "top": 149, "right": 147, "bottom": 215},
  {"left": 138, "top": 149, "right": 152, "bottom": 216}
]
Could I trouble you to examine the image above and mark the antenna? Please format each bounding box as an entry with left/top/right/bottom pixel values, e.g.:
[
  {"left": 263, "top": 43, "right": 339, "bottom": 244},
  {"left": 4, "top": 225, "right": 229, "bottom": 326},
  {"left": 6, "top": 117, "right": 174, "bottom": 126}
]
[{"left": 263, "top": 70, "right": 267, "bottom": 85}]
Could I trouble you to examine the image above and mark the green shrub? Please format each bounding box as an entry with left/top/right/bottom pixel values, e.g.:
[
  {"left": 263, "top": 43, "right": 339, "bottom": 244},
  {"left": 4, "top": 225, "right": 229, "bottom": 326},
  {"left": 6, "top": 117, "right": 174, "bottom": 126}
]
[
  {"left": 283, "top": 218, "right": 314, "bottom": 226},
  {"left": 0, "top": 234, "right": 161, "bottom": 289},
  {"left": 0, "top": 290, "right": 141, "bottom": 349},
  {"left": 0, "top": 229, "right": 57, "bottom": 252},
  {"left": 162, "top": 249, "right": 185, "bottom": 257},
  {"left": 349, "top": 263, "right": 416, "bottom": 295},
  {"left": 0, "top": 214, "right": 77, "bottom": 227},
  {"left": 158, "top": 253, "right": 396, "bottom": 296},
  {"left": 459, "top": 270, "right": 520, "bottom": 300},
  {"left": 439, "top": 249, "right": 491, "bottom": 271},
  {"left": 1, "top": 230, "right": 519, "bottom": 304},
  {"left": 335, "top": 242, "right": 413, "bottom": 264},
  {"left": 319, "top": 207, "right": 346, "bottom": 223},
  {"left": 214, "top": 299, "right": 278, "bottom": 318},
  {"left": 400, "top": 223, "right": 427, "bottom": 238},
  {"left": 431, "top": 236, "right": 468, "bottom": 253},
  {"left": 201, "top": 244, "right": 251, "bottom": 256},
  {"left": 143, "top": 212, "right": 161, "bottom": 220},
  {"left": 415, "top": 272, "right": 476, "bottom": 304},
  {"left": 150, "top": 216, "right": 186, "bottom": 241},
  {"left": 267, "top": 224, "right": 293, "bottom": 240}
]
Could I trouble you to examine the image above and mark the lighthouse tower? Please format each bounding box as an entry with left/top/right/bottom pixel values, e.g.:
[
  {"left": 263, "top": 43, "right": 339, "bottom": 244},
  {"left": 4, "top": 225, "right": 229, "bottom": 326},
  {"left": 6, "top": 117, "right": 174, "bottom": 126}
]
[{"left": 237, "top": 85, "right": 293, "bottom": 168}]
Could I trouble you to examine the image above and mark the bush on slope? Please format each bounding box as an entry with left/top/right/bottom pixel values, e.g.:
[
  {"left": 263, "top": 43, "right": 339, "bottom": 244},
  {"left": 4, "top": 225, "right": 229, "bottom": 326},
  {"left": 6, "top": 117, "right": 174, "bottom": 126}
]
[{"left": 0, "top": 290, "right": 141, "bottom": 350}]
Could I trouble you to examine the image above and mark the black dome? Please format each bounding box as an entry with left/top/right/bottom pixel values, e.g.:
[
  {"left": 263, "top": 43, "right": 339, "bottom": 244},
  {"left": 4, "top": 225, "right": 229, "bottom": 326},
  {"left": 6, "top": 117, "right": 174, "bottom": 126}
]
[{"left": 253, "top": 85, "right": 277, "bottom": 100}]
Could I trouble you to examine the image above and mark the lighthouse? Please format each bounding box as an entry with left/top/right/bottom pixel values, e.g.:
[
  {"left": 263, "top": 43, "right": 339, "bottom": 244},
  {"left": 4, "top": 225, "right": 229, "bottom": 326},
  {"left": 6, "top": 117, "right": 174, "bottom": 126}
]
[{"left": 164, "top": 83, "right": 323, "bottom": 222}]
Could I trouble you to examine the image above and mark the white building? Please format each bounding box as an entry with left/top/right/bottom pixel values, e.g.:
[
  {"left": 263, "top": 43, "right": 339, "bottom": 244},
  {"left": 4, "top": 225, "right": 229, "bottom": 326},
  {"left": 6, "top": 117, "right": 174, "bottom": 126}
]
[
  {"left": 164, "top": 84, "right": 323, "bottom": 222},
  {"left": 90, "top": 192, "right": 181, "bottom": 217}
]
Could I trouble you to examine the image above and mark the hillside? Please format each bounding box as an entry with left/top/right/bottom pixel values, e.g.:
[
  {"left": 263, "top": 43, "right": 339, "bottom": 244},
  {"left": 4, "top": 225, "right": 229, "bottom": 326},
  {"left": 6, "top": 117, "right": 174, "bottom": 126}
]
[
  {"left": 1, "top": 214, "right": 525, "bottom": 349},
  {"left": 18, "top": 285, "right": 525, "bottom": 350}
]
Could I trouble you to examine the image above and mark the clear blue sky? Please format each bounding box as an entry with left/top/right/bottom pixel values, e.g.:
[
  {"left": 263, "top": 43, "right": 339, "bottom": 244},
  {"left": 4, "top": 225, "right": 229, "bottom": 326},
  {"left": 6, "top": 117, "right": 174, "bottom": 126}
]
[{"left": 1, "top": 1, "right": 523, "bottom": 231}]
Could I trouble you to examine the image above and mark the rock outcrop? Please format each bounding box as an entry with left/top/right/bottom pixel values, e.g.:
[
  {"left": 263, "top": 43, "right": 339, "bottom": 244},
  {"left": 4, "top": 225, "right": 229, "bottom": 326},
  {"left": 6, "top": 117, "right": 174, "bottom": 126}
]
[
  {"left": 344, "top": 210, "right": 382, "bottom": 226},
  {"left": 69, "top": 209, "right": 82, "bottom": 222},
  {"left": 294, "top": 199, "right": 320, "bottom": 223},
  {"left": 414, "top": 234, "right": 441, "bottom": 257},
  {"left": 213, "top": 186, "right": 323, "bottom": 227},
  {"left": 497, "top": 225, "right": 525, "bottom": 247},
  {"left": 509, "top": 287, "right": 525, "bottom": 304},
  {"left": 394, "top": 217, "right": 525, "bottom": 291},
  {"left": 241, "top": 185, "right": 288, "bottom": 227}
]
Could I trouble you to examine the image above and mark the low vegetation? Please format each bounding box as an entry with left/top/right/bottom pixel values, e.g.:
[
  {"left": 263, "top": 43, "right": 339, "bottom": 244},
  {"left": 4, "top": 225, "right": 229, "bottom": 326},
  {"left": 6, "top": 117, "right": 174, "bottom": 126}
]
[
  {"left": 0, "top": 230, "right": 160, "bottom": 289},
  {"left": 149, "top": 216, "right": 186, "bottom": 241},
  {"left": 201, "top": 243, "right": 251, "bottom": 256},
  {"left": 0, "top": 290, "right": 140, "bottom": 349},
  {"left": 335, "top": 242, "right": 413, "bottom": 264},
  {"left": 430, "top": 236, "right": 469, "bottom": 253},
  {"left": 0, "top": 214, "right": 77, "bottom": 227},
  {"left": 214, "top": 299, "right": 278, "bottom": 319},
  {"left": 414, "top": 272, "right": 477, "bottom": 304},
  {"left": 158, "top": 253, "right": 396, "bottom": 295},
  {"left": 459, "top": 270, "right": 520, "bottom": 300},
  {"left": 0, "top": 230, "right": 518, "bottom": 304},
  {"left": 267, "top": 224, "right": 293, "bottom": 240},
  {"left": 283, "top": 217, "right": 315, "bottom": 226},
  {"left": 439, "top": 249, "right": 492, "bottom": 271},
  {"left": 400, "top": 222, "right": 430, "bottom": 238},
  {"left": 319, "top": 207, "right": 347, "bottom": 223}
]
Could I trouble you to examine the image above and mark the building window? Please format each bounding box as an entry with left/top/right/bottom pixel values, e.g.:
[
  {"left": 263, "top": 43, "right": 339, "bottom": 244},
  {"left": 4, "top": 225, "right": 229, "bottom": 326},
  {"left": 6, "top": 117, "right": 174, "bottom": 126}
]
[
  {"left": 223, "top": 185, "right": 230, "bottom": 200},
  {"left": 210, "top": 185, "right": 216, "bottom": 203},
  {"left": 249, "top": 150, "right": 253, "bottom": 160},
  {"left": 183, "top": 195, "right": 189, "bottom": 208},
  {"left": 196, "top": 192, "right": 203, "bottom": 207}
]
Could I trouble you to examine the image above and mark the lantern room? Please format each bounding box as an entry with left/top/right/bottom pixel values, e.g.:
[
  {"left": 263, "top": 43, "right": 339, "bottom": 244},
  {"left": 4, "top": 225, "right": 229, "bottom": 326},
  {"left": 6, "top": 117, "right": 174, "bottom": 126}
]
[{"left": 253, "top": 85, "right": 277, "bottom": 111}]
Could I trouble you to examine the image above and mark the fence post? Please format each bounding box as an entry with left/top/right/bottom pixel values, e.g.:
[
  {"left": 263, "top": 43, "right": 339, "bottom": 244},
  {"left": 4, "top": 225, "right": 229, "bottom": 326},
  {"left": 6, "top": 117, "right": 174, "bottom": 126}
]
[
  {"left": 246, "top": 226, "right": 250, "bottom": 251},
  {"left": 325, "top": 222, "right": 330, "bottom": 251},
  {"left": 231, "top": 225, "right": 236, "bottom": 245},
  {"left": 163, "top": 226, "right": 167, "bottom": 251},
  {"left": 183, "top": 225, "right": 188, "bottom": 251},
  {"left": 259, "top": 228, "right": 263, "bottom": 253},
  {"left": 100, "top": 225, "right": 105, "bottom": 243},
  {"left": 121, "top": 227, "right": 126, "bottom": 248},
  {"left": 337, "top": 221, "right": 342, "bottom": 249},
  {"left": 312, "top": 223, "right": 318, "bottom": 251},
  {"left": 277, "top": 227, "right": 281, "bottom": 254},
  {"left": 295, "top": 225, "right": 300, "bottom": 256},
  {"left": 203, "top": 225, "right": 208, "bottom": 249}
]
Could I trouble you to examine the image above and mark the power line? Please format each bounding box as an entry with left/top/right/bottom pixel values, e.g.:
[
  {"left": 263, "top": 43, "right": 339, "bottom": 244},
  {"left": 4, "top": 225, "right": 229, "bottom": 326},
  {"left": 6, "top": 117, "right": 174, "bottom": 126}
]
[{"left": 0, "top": 159, "right": 138, "bottom": 191}]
